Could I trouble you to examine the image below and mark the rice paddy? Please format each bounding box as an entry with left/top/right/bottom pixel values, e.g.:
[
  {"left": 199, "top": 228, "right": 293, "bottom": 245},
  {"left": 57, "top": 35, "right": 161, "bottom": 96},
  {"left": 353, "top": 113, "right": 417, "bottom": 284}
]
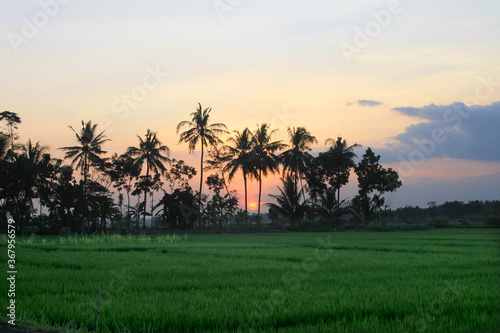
[{"left": 1, "top": 229, "right": 499, "bottom": 332}]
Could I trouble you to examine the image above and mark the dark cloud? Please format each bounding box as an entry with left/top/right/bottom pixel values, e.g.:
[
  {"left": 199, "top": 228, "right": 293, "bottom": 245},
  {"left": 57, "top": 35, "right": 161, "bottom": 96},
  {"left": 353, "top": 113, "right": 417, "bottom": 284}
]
[
  {"left": 383, "top": 102, "right": 500, "bottom": 162},
  {"left": 357, "top": 99, "right": 382, "bottom": 107}
]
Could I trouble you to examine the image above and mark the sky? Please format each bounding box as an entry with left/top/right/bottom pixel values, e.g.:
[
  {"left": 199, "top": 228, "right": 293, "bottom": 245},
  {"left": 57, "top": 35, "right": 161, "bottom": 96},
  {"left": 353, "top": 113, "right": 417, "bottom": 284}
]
[{"left": 1, "top": 0, "right": 499, "bottom": 210}]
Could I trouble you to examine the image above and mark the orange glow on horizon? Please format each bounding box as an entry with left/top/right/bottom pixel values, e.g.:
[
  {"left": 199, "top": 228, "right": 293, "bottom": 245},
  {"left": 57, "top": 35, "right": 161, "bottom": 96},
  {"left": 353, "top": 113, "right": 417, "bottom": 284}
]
[{"left": 248, "top": 203, "right": 257, "bottom": 210}]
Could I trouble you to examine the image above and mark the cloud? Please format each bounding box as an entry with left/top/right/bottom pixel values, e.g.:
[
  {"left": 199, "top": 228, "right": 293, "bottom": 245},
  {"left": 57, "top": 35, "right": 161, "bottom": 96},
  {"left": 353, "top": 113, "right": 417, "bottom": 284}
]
[
  {"left": 355, "top": 99, "right": 382, "bottom": 107},
  {"left": 384, "top": 101, "right": 500, "bottom": 162}
]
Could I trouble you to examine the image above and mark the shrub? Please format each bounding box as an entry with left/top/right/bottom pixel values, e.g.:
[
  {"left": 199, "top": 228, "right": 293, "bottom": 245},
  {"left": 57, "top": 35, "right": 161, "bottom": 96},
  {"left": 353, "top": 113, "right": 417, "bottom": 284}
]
[
  {"left": 367, "top": 224, "right": 430, "bottom": 232},
  {"left": 59, "top": 227, "right": 72, "bottom": 237},
  {"left": 23, "top": 225, "right": 39, "bottom": 235},
  {"left": 486, "top": 215, "right": 500, "bottom": 228},
  {"left": 430, "top": 218, "right": 450, "bottom": 228}
]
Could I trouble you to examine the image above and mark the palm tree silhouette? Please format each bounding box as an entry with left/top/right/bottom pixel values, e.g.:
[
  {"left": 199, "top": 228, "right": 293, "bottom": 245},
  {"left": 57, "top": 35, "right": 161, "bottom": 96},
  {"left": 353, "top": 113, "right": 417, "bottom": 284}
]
[
  {"left": 126, "top": 129, "right": 170, "bottom": 228},
  {"left": 266, "top": 175, "right": 307, "bottom": 226},
  {"left": 225, "top": 128, "right": 255, "bottom": 225},
  {"left": 177, "top": 103, "right": 228, "bottom": 211},
  {"left": 19, "top": 140, "right": 50, "bottom": 224},
  {"left": 60, "top": 120, "right": 109, "bottom": 208},
  {"left": 280, "top": 127, "right": 317, "bottom": 199},
  {"left": 324, "top": 136, "right": 360, "bottom": 217},
  {"left": 251, "top": 124, "right": 285, "bottom": 217}
]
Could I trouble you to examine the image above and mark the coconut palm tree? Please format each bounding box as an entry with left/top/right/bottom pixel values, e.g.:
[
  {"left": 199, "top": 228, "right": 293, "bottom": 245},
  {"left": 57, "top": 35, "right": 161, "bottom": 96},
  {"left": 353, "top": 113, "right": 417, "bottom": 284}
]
[
  {"left": 60, "top": 120, "right": 109, "bottom": 204},
  {"left": 23, "top": 139, "right": 49, "bottom": 194},
  {"left": 225, "top": 128, "right": 255, "bottom": 225},
  {"left": 126, "top": 129, "right": 170, "bottom": 228},
  {"left": 324, "top": 136, "right": 360, "bottom": 216},
  {"left": 266, "top": 175, "right": 307, "bottom": 226},
  {"left": 12, "top": 140, "right": 50, "bottom": 226},
  {"left": 280, "top": 127, "right": 317, "bottom": 199},
  {"left": 176, "top": 103, "right": 228, "bottom": 210},
  {"left": 251, "top": 124, "right": 285, "bottom": 217}
]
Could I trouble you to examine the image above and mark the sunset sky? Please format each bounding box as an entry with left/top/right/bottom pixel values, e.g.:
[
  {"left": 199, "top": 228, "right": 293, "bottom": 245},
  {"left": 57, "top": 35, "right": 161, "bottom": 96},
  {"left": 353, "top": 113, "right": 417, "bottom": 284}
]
[{"left": 1, "top": 0, "right": 499, "bottom": 210}]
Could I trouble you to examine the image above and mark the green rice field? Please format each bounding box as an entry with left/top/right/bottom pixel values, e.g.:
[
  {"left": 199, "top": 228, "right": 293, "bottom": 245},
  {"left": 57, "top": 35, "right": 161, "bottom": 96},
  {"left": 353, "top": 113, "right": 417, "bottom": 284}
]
[{"left": 1, "top": 230, "right": 499, "bottom": 332}]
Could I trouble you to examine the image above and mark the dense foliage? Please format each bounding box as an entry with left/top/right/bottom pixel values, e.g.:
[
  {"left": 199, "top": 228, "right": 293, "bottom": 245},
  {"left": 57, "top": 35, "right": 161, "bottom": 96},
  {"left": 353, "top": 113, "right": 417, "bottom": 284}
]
[{"left": 7, "top": 107, "right": 497, "bottom": 234}]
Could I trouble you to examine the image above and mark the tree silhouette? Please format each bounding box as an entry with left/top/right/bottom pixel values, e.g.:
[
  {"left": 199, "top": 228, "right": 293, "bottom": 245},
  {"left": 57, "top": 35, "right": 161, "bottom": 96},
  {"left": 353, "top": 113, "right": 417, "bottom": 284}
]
[
  {"left": 60, "top": 120, "right": 109, "bottom": 225},
  {"left": 304, "top": 156, "right": 328, "bottom": 217},
  {"left": 280, "top": 127, "right": 317, "bottom": 199},
  {"left": 177, "top": 103, "right": 228, "bottom": 212},
  {"left": 225, "top": 128, "right": 255, "bottom": 225},
  {"left": 0, "top": 111, "right": 21, "bottom": 152},
  {"left": 23, "top": 140, "right": 52, "bottom": 212},
  {"left": 113, "top": 154, "right": 141, "bottom": 231},
  {"left": 7, "top": 140, "right": 51, "bottom": 230},
  {"left": 126, "top": 129, "right": 170, "bottom": 228},
  {"left": 127, "top": 201, "right": 146, "bottom": 230},
  {"left": 0, "top": 133, "right": 8, "bottom": 159},
  {"left": 164, "top": 159, "right": 197, "bottom": 193},
  {"left": 206, "top": 174, "right": 238, "bottom": 229},
  {"left": 266, "top": 175, "right": 307, "bottom": 225},
  {"left": 251, "top": 124, "right": 285, "bottom": 217},
  {"left": 322, "top": 136, "right": 360, "bottom": 217},
  {"left": 353, "top": 147, "right": 402, "bottom": 223},
  {"left": 204, "top": 146, "right": 232, "bottom": 196},
  {"left": 155, "top": 186, "right": 197, "bottom": 230},
  {"left": 149, "top": 173, "right": 164, "bottom": 227}
]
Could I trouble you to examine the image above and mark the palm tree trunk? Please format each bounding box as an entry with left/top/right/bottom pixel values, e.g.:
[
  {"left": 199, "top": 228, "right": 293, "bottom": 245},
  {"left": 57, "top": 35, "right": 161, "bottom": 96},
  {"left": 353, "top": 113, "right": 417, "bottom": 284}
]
[
  {"left": 243, "top": 172, "right": 248, "bottom": 225},
  {"left": 294, "top": 172, "right": 298, "bottom": 199},
  {"left": 337, "top": 185, "right": 341, "bottom": 219},
  {"left": 143, "top": 166, "right": 149, "bottom": 229},
  {"left": 9, "top": 124, "right": 14, "bottom": 152},
  {"left": 136, "top": 205, "right": 140, "bottom": 229},
  {"left": 150, "top": 191, "right": 155, "bottom": 228},
  {"left": 127, "top": 189, "right": 131, "bottom": 231},
  {"left": 294, "top": 179, "right": 300, "bottom": 225},
  {"left": 83, "top": 154, "right": 88, "bottom": 232},
  {"left": 119, "top": 191, "right": 122, "bottom": 216},
  {"left": 143, "top": 193, "right": 147, "bottom": 229},
  {"left": 258, "top": 169, "right": 262, "bottom": 217},
  {"left": 199, "top": 143, "right": 204, "bottom": 213},
  {"left": 299, "top": 176, "right": 307, "bottom": 202},
  {"left": 222, "top": 169, "right": 230, "bottom": 196}
]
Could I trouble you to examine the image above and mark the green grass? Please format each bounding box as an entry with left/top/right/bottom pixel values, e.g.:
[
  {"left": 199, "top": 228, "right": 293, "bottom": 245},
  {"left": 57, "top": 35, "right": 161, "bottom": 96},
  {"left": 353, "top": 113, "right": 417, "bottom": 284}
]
[{"left": 1, "top": 230, "right": 499, "bottom": 332}]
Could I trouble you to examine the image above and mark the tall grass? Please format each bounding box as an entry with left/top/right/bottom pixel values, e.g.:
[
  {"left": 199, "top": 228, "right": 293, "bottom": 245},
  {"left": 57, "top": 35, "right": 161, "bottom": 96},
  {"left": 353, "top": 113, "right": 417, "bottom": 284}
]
[{"left": 0, "top": 233, "right": 185, "bottom": 247}]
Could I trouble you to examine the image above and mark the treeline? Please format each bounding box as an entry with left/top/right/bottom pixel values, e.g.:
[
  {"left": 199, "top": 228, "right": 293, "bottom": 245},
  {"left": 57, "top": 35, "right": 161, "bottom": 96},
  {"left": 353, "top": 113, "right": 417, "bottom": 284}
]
[
  {"left": 390, "top": 200, "right": 500, "bottom": 225},
  {"left": 0, "top": 105, "right": 404, "bottom": 235}
]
